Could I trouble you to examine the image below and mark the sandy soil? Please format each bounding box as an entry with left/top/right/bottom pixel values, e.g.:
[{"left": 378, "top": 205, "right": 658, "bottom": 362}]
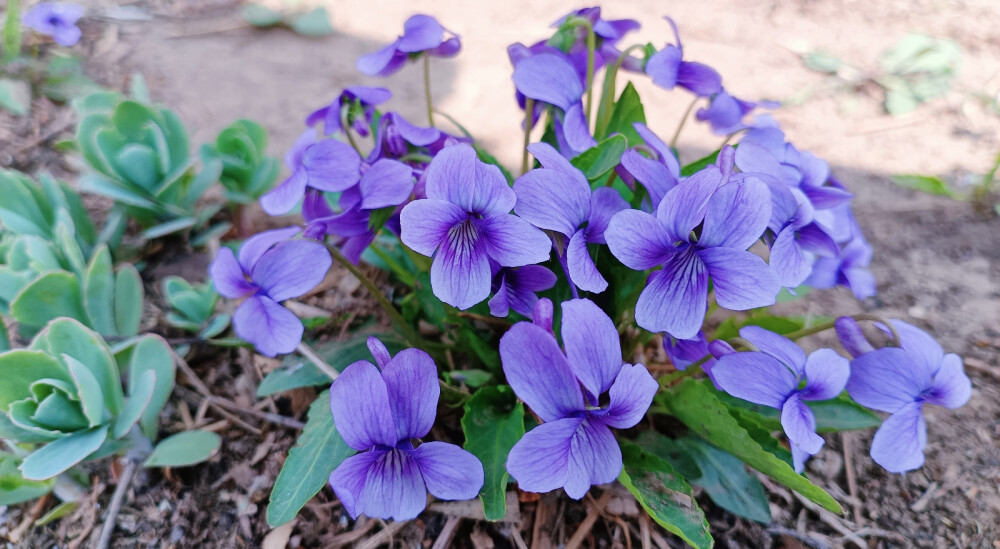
[{"left": 3, "top": 0, "right": 1000, "bottom": 547}]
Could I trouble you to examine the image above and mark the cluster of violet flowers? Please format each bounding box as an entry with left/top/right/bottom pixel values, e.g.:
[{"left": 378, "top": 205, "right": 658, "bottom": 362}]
[{"left": 211, "top": 8, "right": 972, "bottom": 523}]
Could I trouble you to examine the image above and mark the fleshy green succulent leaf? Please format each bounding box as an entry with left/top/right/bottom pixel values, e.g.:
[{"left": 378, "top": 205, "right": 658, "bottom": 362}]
[
  {"left": 30, "top": 318, "right": 124, "bottom": 414},
  {"left": 461, "top": 385, "right": 524, "bottom": 521},
  {"left": 63, "top": 354, "right": 106, "bottom": 427},
  {"left": 116, "top": 144, "right": 160, "bottom": 190},
  {"left": 125, "top": 335, "right": 174, "bottom": 439},
  {"left": 114, "top": 265, "right": 143, "bottom": 336},
  {"left": 83, "top": 245, "right": 117, "bottom": 334},
  {"left": 20, "top": 424, "right": 109, "bottom": 481},
  {"left": 199, "top": 314, "right": 230, "bottom": 339},
  {"left": 10, "top": 271, "right": 89, "bottom": 329},
  {"left": 619, "top": 441, "right": 713, "bottom": 549},
  {"left": 0, "top": 350, "right": 70, "bottom": 409},
  {"left": 266, "top": 390, "right": 353, "bottom": 527},
  {"left": 0, "top": 451, "right": 55, "bottom": 506},
  {"left": 112, "top": 369, "right": 155, "bottom": 439},
  {"left": 140, "top": 217, "right": 196, "bottom": 240},
  {"left": 143, "top": 430, "right": 221, "bottom": 468},
  {"left": 242, "top": 4, "right": 283, "bottom": 27},
  {"left": 0, "top": 410, "right": 63, "bottom": 443},
  {"left": 288, "top": 7, "right": 334, "bottom": 37},
  {"left": 0, "top": 171, "right": 52, "bottom": 237}
]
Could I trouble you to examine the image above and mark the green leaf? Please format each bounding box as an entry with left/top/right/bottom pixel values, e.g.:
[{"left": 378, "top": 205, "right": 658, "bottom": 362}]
[
  {"left": 114, "top": 265, "right": 143, "bottom": 336},
  {"left": 618, "top": 441, "right": 713, "bottom": 549},
  {"left": 266, "top": 390, "right": 353, "bottom": 527},
  {"left": 0, "top": 351, "right": 70, "bottom": 409},
  {"left": 662, "top": 379, "right": 842, "bottom": 513},
  {"left": 0, "top": 78, "right": 29, "bottom": 116},
  {"left": 129, "top": 73, "right": 150, "bottom": 103},
  {"left": 125, "top": 335, "right": 175, "bottom": 439},
  {"left": 675, "top": 437, "right": 771, "bottom": 523},
  {"left": 35, "top": 500, "right": 78, "bottom": 525},
  {"left": 712, "top": 314, "right": 806, "bottom": 340},
  {"left": 0, "top": 451, "right": 55, "bottom": 506},
  {"left": 461, "top": 386, "right": 524, "bottom": 521},
  {"left": 112, "top": 369, "right": 155, "bottom": 439},
  {"left": 257, "top": 334, "right": 398, "bottom": 397},
  {"left": 603, "top": 82, "right": 646, "bottom": 145},
  {"left": 63, "top": 355, "right": 106, "bottom": 427},
  {"left": 20, "top": 425, "right": 109, "bottom": 481},
  {"left": 802, "top": 51, "right": 842, "bottom": 74},
  {"left": 10, "top": 271, "right": 89, "bottom": 328},
  {"left": 288, "top": 7, "right": 334, "bottom": 37},
  {"left": 724, "top": 394, "right": 880, "bottom": 433},
  {"left": 31, "top": 318, "right": 124, "bottom": 414},
  {"left": 891, "top": 174, "right": 958, "bottom": 198},
  {"left": 2, "top": 0, "right": 21, "bottom": 61},
  {"left": 0, "top": 322, "right": 8, "bottom": 352},
  {"left": 571, "top": 134, "right": 628, "bottom": 181},
  {"left": 144, "top": 430, "right": 220, "bottom": 468},
  {"left": 141, "top": 216, "right": 196, "bottom": 239},
  {"left": 83, "top": 246, "right": 116, "bottom": 334},
  {"left": 242, "top": 3, "right": 283, "bottom": 27},
  {"left": 199, "top": 314, "right": 230, "bottom": 339}
]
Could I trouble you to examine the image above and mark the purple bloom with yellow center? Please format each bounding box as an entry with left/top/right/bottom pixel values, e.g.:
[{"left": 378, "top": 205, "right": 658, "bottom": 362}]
[
  {"left": 400, "top": 143, "right": 550, "bottom": 309},
  {"left": 357, "top": 15, "right": 461, "bottom": 77},
  {"left": 501, "top": 298, "right": 658, "bottom": 499},
  {"left": 644, "top": 17, "right": 722, "bottom": 97},
  {"left": 605, "top": 147, "right": 780, "bottom": 339},
  {"left": 712, "top": 326, "right": 850, "bottom": 472},
  {"left": 513, "top": 143, "right": 627, "bottom": 293},
  {"left": 329, "top": 337, "right": 483, "bottom": 520},
  {"left": 23, "top": 2, "right": 83, "bottom": 47},
  {"left": 838, "top": 318, "right": 971, "bottom": 473},
  {"left": 306, "top": 87, "right": 392, "bottom": 137},
  {"left": 210, "top": 228, "right": 331, "bottom": 357}
]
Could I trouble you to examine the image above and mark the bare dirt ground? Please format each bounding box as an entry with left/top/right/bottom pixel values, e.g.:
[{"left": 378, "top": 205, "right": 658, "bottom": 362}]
[{"left": 3, "top": 0, "right": 1000, "bottom": 547}]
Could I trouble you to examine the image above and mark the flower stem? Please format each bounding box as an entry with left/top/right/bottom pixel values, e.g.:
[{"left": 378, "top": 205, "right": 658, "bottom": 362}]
[
  {"left": 521, "top": 98, "right": 535, "bottom": 175},
  {"left": 327, "top": 244, "right": 421, "bottom": 347},
  {"left": 595, "top": 44, "right": 646, "bottom": 136},
  {"left": 783, "top": 313, "right": 900, "bottom": 346},
  {"left": 340, "top": 108, "right": 362, "bottom": 154},
  {"left": 423, "top": 55, "right": 436, "bottom": 128},
  {"left": 296, "top": 342, "right": 340, "bottom": 380},
  {"left": 670, "top": 96, "right": 700, "bottom": 148},
  {"left": 583, "top": 21, "right": 596, "bottom": 127}
]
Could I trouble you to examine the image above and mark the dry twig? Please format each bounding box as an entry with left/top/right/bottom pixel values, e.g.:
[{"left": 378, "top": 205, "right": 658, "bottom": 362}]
[
  {"left": 565, "top": 489, "right": 614, "bottom": 549},
  {"left": 91, "top": 458, "right": 137, "bottom": 549}
]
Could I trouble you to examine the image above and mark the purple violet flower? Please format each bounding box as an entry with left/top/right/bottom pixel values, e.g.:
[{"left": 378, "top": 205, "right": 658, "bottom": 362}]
[
  {"left": 399, "top": 143, "right": 550, "bottom": 309},
  {"left": 805, "top": 226, "right": 876, "bottom": 299},
  {"left": 306, "top": 87, "right": 392, "bottom": 137},
  {"left": 696, "top": 91, "right": 773, "bottom": 135},
  {"left": 511, "top": 52, "right": 596, "bottom": 156},
  {"left": 762, "top": 181, "right": 839, "bottom": 289},
  {"left": 605, "top": 147, "right": 780, "bottom": 339},
  {"left": 513, "top": 143, "right": 627, "bottom": 293},
  {"left": 23, "top": 2, "right": 83, "bottom": 47},
  {"left": 368, "top": 111, "right": 447, "bottom": 162},
  {"left": 644, "top": 17, "right": 722, "bottom": 97},
  {"left": 329, "top": 337, "right": 484, "bottom": 520},
  {"left": 551, "top": 7, "right": 640, "bottom": 68},
  {"left": 356, "top": 15, "right": 461, "bottom": 77},
  {"left": 712, "top": 326, "right": 850, "bottom": 471},
  {"left": 302, "top": 158, "right": 415, "bottom": 263},
  {"left": 501, "top": 298, "right": 658, "bottom": 498},
  {"left": 840, "top": 319, "right": 971, "bottom": 473},
  {"left": 617, "top": 122, "right": 681, "bottom": 210},
  {"left": 260, "top": 138, "right": 362, "bottom": 215},
  {"left": 210, "top": 228, "right": 332, "bottom": 357},
  {"left": 489, "top": 263, "right": 557, "bottom": 318}
]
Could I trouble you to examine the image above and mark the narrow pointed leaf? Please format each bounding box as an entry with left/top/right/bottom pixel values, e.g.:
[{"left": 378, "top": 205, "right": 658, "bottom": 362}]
[
  {"left": 266, "top": 390, "right": 353, "bottom": 527},
  {"left": 114, "top": 265, "right": 143, "bottom": 336}
]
